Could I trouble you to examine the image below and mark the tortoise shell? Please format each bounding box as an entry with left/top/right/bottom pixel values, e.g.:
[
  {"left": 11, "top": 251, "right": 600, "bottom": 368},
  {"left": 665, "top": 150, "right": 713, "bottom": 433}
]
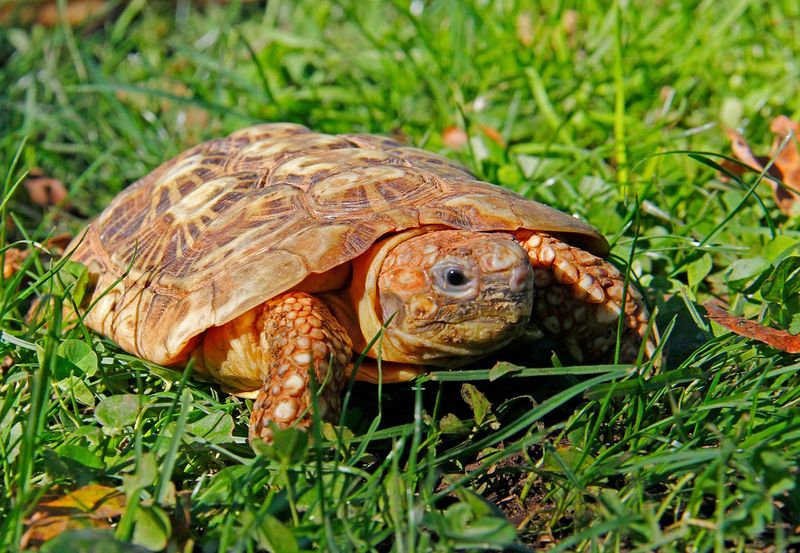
[{"left": 71, "top": 123, "right": 607, "bottom": 365}]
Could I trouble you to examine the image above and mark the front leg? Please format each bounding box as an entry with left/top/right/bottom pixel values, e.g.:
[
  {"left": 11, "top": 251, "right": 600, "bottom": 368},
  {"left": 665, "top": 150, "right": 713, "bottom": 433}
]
[
  {"left": 202, "top": 291, "right": 352, "bottom": 444},
  {"left": 516, "top": 231, "right": 656, "bottom": 363}
]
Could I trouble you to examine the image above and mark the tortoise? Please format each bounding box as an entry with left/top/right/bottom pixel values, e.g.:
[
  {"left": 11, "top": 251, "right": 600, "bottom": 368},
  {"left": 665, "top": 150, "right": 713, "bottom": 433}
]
[{"left": 70, "top": 123, "right": 655, "bottom": 443}]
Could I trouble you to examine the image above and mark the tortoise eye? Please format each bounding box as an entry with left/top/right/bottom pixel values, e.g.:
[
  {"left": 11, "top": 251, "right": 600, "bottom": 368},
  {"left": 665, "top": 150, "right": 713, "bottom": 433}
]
[
  {"left": 431, "top": 261, "right": 477, "bottom": 298},
  {"left": 445, "top": 268, "right": 468, "bottom": 287}
]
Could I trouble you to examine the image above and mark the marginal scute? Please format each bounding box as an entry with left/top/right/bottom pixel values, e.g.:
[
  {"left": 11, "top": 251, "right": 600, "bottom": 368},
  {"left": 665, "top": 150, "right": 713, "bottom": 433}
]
[{"left": 70, "top": 123, "right": 607, "bottom": 366}]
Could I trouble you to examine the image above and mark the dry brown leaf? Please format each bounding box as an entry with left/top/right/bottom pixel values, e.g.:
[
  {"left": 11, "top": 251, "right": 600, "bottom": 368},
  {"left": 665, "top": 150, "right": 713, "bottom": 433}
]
[
  {"left": 21, "top": 513, "right": 107, "bottom": 548},
  {"left": 443, "top": 126, "right": 468, "bottom": 149},
  {"left": 704, "top": 302, "right": 800, "bottom": 353},
  {"left": 562, "top": 9, "right": 579, "bottom": 36},
  {"left": 22, "top": 484, "right": 126, "bottom": 547},
  {"left": 33, "top": 0, "right": 105, "bottom": 27},
  {"left": 2, "top": 0, "right": 255, "bottom": 28},
  {"left": 723, "top": 118, "right": 800, "bottom": 214},
  {"left": 44, "top": 232, "right": 74, "bottom": 256},
  {"left": 516, "top": 11, "right": 533, "bottom": 47},
  {"left": 2, "top": 233, "right": 73, "bottom": 280},
  {"left": 770, "top": 115, "right": 800, "bottom": 187},
  {"left": 718, "top": 157, "right": 748, "bottom": 179},
  {"left": 479, "top": 124, "right": 506, "bottom": 147},
  {"left": 725, "top": 127, "right": 766, "bottom": 170},
  {"left": 38, "top": 484, "right": 127, "bottom": 517},
  {"left": 24, "top": 170, "right": 69, "bottom": 207},
  {"left": 3, "top": 248, "right": 28, "bottom": 279},
  {"left": 1, "top": 355, "right": 13, "bottom": 375},
  {"left": 0, "top": 0, "right": 105, "bottom": 27}
]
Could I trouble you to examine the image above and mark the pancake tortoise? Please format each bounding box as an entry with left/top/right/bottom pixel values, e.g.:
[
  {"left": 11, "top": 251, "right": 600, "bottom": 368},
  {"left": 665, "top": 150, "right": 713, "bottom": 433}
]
[{"left": 70, "top": 123, "right": 656, "bottom": 443}]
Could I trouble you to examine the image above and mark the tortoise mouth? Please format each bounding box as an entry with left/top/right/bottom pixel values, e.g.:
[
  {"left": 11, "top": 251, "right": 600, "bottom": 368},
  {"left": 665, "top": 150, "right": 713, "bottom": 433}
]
[
  {"left": 378, "top": 317, "right": 528, "bottom": 367},
  {"left": 409, "top": 293, "right": 532, "bottom": 329},
  {"left": 409, "top": 303, "right": 531, "bottom": 362}
]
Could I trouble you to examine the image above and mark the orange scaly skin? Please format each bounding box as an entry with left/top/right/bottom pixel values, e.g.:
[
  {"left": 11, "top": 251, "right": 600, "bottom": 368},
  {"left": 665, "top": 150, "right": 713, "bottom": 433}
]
[
  {"left": 244, "top": 292, "right": 351, "bottom": 443},
  {"left": 516, "top": 232, "right": 654, "bottom": 362}
]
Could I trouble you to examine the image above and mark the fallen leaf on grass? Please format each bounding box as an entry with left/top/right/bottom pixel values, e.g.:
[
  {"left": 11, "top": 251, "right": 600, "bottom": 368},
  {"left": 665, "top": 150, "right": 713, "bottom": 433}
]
[
  {"left": 479, "top": 124, "right": 506, "bottom": 147},
  {"left": 704, "top": 301, "right": 800, "bottom": 353},
  {"left": 516, "top": 11, "right": 533, "bottom": 47},
  {"left": 36, "top": 483, "right": 126, "bottom": 519},
  {"left": 443, "top": 126, "right": 468, "bottom": 149},
  {"left": 0, "top": 0, "right": 105, "bottom": 27},
  {"left": 562, "top": 9, "right": 579, "bottom": 37},
  {"left": 24, "top": 169, "right": 69, "bottom": 208},
  {"left": 3, "top": 248, "right": 27, "bottom": 279},
  {"left": 22, "top": 483, "right": 126, "bottom": 548},
  {"left": 771, "top": 115, "right": 800, "bottom": 186},
  {"left": 43, "top": 232, "right": 74, "bottom": 256},
  {"left": 443, "top": 125, "right": 506, "bottom": 149},
  {"left": 722, "top": 116, "right": 800, "bottom": 214},
  {"left": 2, "top": 233, "right": 73, "bottom": 280},
  {"left": 1, "top": 355, "right": 13, "bottom": 374}
]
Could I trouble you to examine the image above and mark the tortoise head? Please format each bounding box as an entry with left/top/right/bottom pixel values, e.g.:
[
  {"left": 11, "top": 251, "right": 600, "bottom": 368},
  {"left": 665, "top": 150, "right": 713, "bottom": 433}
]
[{"left": 375, "top": 229, "right": 533, "bottom": 366}]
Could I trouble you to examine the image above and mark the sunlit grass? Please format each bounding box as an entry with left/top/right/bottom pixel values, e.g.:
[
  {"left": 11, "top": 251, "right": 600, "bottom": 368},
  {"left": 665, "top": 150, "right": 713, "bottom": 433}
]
[{"left": 2, "top": 1, "right": 800, "bottom": 550}]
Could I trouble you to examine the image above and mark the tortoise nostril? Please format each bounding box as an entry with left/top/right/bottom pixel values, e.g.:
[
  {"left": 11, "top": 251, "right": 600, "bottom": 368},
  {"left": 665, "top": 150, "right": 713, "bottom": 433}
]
[{"left": 408, "top": 294, "right": 436, "bottom": 319}]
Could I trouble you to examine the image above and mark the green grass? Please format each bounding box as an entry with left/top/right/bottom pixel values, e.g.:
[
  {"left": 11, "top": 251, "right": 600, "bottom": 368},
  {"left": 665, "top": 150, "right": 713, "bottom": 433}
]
[{"left": 2, "top": 0, "right": 800, "bottom": 551}]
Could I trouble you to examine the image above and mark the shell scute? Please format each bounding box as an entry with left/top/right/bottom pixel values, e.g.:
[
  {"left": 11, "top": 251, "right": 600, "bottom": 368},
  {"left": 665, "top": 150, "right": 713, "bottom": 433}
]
[{"left": 308, "top": 165, "right": 435, "bottom": 216}]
